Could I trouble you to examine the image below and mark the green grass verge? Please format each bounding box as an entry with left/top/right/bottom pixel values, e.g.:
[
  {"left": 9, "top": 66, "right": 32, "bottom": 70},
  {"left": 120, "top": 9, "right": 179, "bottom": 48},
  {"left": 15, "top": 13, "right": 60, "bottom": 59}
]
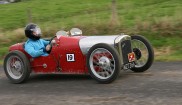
[
  {"left": 0, "top": 0, "right": 182, "bottom": 62},
  {"left": 0, "top": 60, "right": 3, "bottom": 65}
]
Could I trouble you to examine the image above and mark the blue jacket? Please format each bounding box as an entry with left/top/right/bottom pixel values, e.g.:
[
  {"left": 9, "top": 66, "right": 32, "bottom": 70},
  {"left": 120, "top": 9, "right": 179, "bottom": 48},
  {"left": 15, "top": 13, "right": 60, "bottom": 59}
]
[{"left": 24, "top": 38, "right": 50, "bottom": 58}]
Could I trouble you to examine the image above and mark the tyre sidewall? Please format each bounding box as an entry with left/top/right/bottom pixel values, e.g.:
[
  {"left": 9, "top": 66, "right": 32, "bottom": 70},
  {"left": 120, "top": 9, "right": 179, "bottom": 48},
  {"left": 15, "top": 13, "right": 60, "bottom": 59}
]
[{"left": 4, "top": 51, "right": 31, "bottom": 83}]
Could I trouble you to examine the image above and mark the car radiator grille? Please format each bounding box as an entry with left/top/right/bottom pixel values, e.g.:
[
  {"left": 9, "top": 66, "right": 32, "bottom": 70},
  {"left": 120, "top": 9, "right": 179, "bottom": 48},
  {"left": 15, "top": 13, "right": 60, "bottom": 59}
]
[{"left": 121, "top": 40, "right": 132, "bottom": 64}]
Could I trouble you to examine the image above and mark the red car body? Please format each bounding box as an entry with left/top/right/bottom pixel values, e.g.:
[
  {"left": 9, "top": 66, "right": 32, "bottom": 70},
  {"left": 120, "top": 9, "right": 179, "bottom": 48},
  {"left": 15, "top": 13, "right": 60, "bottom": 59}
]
[
  {"left": 4, "top": 28, "right": 154, "bottom": 84},
  {"left": 9, "top": 36, "right": 89, "bottom": 74}
]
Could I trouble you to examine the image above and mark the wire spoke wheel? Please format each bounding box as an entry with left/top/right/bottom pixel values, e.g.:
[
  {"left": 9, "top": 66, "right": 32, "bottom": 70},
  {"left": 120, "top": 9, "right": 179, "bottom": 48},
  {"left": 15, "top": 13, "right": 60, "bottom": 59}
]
[
  {"left": 132, "top": 39, "right": 149, "bottom": 68},
  {"left": 7, "top": 56, "right": 24, "bottom": 79},
  {"left": 130, "top": 35, "right": 154, "bottom": 72},
  {"left": 4, "top": 51, "right": 31, "bottom": 84},
  {"left": 90, "top": 48, "right": 115, "bottom": 79},
  {"left": 87, "top": 43, "right": 121, "bottom": 84}
]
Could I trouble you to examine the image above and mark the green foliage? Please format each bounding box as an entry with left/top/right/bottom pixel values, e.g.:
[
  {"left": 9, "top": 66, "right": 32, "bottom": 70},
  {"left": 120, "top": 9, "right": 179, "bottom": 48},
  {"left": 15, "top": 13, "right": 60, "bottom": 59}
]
[
  {"left": 0, "top": 47, "right": 8, "bottom": 62},
  {"left": 0, "top": 0, "right": 182, "bottom": 62}
]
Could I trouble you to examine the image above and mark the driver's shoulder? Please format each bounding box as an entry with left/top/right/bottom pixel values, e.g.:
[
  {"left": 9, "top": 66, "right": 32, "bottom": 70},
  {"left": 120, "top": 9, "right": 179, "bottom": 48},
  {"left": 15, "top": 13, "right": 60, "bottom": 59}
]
[{"left": 25, "top": 39, "right": 39, "bottom": 46}]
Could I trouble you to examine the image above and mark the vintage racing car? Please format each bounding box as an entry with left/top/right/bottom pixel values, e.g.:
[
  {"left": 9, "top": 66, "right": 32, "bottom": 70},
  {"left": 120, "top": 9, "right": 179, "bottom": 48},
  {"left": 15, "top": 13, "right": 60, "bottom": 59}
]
[{"left": 3, "top": 28, "right": 154, "bottom": 84}]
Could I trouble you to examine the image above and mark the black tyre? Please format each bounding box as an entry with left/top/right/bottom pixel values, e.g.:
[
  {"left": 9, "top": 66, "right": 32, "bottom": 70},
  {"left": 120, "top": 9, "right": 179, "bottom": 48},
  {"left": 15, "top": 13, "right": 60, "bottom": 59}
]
[
  {"left": 4, "top": 51, "right": 31, "bottom": 83},
  {"left": 130, "top": 35, "right": 154, "bottom": 72},
  {"left": 87, "top": 43, "right": 121, "bottom": 83}
]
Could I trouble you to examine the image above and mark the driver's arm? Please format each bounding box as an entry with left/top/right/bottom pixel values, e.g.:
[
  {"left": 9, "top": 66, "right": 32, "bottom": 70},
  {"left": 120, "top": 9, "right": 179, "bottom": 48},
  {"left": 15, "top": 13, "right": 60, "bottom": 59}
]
[
  {"left": 40, "top": 39, "right": 51, "bottom": 51},
  {"left": 41, "top": 39, "right": 50, "bottom": 46}
]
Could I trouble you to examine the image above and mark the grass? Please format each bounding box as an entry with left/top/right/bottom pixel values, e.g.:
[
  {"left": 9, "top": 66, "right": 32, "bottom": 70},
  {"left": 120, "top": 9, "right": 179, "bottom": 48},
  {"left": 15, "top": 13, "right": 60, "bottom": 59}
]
[{"left": 0, "top": 0, "right": 182, "bottom": 62}]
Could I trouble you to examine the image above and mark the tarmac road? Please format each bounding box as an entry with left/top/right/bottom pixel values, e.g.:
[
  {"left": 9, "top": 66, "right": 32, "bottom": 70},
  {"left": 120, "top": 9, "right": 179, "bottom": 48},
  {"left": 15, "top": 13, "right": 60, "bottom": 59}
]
[{"left": 0, "top": 62, "right": 182, "bottom": 105}]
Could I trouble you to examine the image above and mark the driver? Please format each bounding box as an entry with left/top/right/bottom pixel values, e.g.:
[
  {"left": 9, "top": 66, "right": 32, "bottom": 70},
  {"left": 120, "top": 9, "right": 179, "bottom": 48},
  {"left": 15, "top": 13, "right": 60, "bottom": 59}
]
[{"left": 24, "top": 23, "right": 51, "bottom": 57}]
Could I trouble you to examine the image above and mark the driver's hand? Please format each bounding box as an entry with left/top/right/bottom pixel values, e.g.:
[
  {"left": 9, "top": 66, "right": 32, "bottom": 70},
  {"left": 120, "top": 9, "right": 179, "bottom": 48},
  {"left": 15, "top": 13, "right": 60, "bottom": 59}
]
[
  {"left": 46, "top": 44, "right": 51, "bottom": 51},
  {"left": 51, "top": 40, "right": 56, "bottom": 45}
]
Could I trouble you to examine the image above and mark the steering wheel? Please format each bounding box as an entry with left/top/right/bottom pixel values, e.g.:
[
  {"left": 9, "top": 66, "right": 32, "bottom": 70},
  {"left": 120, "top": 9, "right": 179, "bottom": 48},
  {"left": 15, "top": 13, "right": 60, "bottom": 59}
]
[{"left": 47, "top": 36, "right": 56, "bottom": 54}]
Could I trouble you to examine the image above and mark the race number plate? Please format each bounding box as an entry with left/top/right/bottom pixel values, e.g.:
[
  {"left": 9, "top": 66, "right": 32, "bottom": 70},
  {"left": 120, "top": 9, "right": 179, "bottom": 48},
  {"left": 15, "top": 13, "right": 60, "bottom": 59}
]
[
  {"left": 123, "top": 62, "right": 135, "bottom": 70},
  {"left": 66, "top": 54, "right": 75, "bottom": 62},
  {"left": 128, "top": 52, "right": 135, "bottom": 62}
]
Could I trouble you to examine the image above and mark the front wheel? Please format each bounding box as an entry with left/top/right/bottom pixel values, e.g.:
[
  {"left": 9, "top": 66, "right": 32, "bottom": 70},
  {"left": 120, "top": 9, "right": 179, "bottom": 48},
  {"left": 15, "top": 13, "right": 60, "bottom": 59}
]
[
  {"left": 130, "top": 35, "right": 154, "bottom": 72},
  {"left": 87, "top": 43, "right": 121, "bottom": 84},
  {"left": 4, "top": 51, "right": 31, "bottom": 83}
]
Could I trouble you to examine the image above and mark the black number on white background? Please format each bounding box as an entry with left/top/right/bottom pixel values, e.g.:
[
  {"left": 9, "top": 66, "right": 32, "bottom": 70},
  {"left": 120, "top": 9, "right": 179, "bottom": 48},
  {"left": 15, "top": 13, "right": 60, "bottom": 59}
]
[{"left": 66, "top": 54, "right": 75, "bottom": 61}]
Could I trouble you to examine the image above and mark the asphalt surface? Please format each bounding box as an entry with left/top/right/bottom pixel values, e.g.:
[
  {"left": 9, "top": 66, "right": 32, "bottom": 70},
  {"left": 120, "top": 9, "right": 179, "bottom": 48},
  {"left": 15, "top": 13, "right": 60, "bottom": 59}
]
[{"left": 0, "top": 62, "right": 182, "bottom": 105}]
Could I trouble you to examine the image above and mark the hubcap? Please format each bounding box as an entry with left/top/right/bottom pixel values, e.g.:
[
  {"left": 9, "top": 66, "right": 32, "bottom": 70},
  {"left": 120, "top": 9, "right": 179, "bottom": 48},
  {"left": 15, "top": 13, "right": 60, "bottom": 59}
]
[{"left": 98, "top": 56, "right": 111, "bottom": 70}]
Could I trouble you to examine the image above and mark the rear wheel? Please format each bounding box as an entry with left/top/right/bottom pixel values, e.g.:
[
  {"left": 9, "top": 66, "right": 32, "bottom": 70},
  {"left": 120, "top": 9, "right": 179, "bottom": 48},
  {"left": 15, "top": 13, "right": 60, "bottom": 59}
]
[
  {"left": 130, "top": 35, "right": 154, "bottom": 72},
  {"left": 4, "top": 51, "right": 31, "bottom": 83},
  {"left": 87, "top": 43, "right": 121, "bottom": 83}
]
